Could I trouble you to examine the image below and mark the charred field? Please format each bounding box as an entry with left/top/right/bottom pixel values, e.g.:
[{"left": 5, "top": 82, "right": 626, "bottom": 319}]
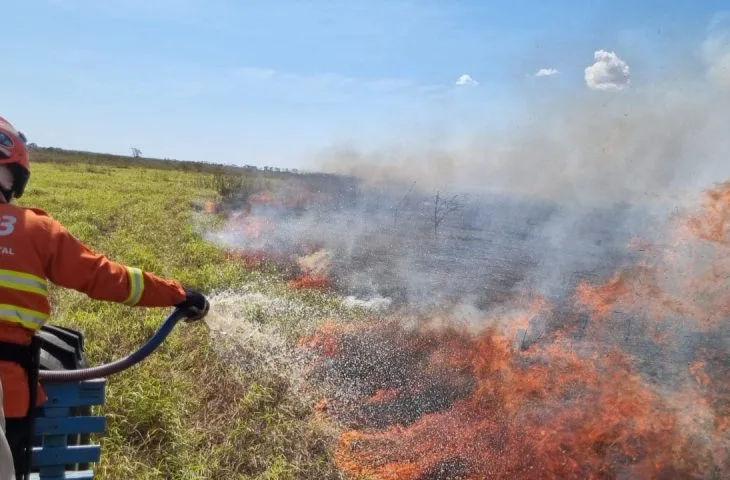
[{"left": 207, "top": 177, "right": 654, "bottom": 313}]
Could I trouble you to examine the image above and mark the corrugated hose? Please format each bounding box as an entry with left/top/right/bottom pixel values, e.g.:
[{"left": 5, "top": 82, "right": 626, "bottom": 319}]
[{"left": 38, "top": 307, "right": 195, "bottom": 382}]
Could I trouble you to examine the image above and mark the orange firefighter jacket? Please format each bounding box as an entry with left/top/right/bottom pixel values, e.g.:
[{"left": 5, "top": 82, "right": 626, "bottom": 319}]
[{"left": 0, "top": 203, "right": 187, "bottom": 418}]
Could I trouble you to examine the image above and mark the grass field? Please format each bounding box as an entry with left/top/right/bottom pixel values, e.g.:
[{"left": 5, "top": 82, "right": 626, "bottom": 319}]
[{"left": 18, "top": 154, "right": 364, "bottom": 479}]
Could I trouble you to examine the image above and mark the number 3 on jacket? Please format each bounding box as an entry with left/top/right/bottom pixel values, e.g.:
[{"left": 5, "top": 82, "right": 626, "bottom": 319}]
[{"left": 0, "top": 215, "right": 17, "bottom": 236}]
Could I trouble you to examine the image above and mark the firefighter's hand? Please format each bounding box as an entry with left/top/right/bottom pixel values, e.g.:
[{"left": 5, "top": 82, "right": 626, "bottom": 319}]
[{"left": 176, "top": 289, "right": 210, "bottom": 322}]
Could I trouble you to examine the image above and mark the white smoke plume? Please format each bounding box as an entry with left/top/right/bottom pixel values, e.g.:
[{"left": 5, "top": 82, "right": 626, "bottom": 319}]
[{"left": 342, "top": 295, "right": 393, "bottom": 313}]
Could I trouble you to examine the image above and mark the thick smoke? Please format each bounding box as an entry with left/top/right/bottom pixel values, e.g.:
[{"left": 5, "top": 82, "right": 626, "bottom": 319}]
[
  {"left": 207, "top": 33, "right": 730, "bottom": 317},
  {"left": 207, "top": 176, "right": 655, "bottom": 317},
  {"left": 317, "top": 82, "right": 730, "bottom": 208}
]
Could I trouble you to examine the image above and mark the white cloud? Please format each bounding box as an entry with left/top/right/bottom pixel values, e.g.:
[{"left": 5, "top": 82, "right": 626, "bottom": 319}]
[
  {"left": 584, "top": 50, "right": 630, "bottom": 91},
  {"left": 455, "top": 74, "right": 479, "bottom": 86},
  {"left": 535, "top": 68, "right": 559, "bottom": 77}
]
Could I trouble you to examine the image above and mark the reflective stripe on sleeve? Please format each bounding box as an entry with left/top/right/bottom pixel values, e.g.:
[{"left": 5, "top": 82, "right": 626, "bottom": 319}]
[
  {"left": 0, "top": 304, "right": 49, "bottom": 330},
  {"left": 0, "top": 269, "right": 48, "bottom": 296},
  {"left": 123, "top": 267, "right": 144, "bottom": 306}
]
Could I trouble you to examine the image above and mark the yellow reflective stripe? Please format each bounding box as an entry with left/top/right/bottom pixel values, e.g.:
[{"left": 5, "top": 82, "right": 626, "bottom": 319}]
[
  {"left": 0, "top": 304, "right": 49, "bottom": 330},
  {"left": 0, "top": 279, "right": 46, "bottom": 296},
  {"left": 0, "top": 269, "right": 46, "bottom": 285},
  {"left": 0, "top": 269, "right": 47, "bottom": 296},
  {"left": 0, "top": 277, "right": 47, "bottom": 296},
  {"left": 123, "top": 267, "right": 144, "bottom": 306}
]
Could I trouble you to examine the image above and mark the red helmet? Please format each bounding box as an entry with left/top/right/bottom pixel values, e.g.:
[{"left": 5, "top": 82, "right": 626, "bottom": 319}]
[{"left": 0, "top": 116, "right": 30, "bottom": 198}]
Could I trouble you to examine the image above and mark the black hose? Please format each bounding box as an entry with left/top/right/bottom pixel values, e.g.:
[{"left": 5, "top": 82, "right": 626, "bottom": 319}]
[{"left": 38, "top": 308, "right": 189, "bottom": 382}]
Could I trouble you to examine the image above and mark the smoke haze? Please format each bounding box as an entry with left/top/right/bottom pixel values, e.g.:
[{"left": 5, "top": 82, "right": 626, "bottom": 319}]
[{"left": 314, "top": 30, "right": 730, "bottom": 209}]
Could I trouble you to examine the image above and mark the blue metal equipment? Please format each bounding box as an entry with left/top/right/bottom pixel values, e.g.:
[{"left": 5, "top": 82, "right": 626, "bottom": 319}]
[{"left": 27, "top": 308, "right": 191, "bottom": 479}]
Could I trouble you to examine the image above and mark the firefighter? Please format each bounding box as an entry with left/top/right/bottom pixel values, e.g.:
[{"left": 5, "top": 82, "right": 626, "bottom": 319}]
[{"left": 0, "top": 116, "right": 210, "bottom": 480}]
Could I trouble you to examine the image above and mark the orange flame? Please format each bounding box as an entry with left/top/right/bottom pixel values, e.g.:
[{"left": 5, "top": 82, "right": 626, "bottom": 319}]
[
  {"left": 685, "top": 181, "right": 730, "bottom": 245},
  {"left": 288, "top": 274, "right": 332, "bottom": 290},
  {"left": 306, "top": 319, "right": 726, "bottom": 479}
]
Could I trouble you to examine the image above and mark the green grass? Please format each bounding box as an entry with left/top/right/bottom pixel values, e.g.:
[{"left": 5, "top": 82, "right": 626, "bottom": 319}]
[{"left": 18, "top": 158, "right": 362, "bottom": 479}]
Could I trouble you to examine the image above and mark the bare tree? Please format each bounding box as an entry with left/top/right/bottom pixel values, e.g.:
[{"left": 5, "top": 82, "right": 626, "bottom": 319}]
[
  {"left": 131, "top": 147, "right": 142, "bottom": 158},
  {"left": 433, "top": 192, "right": 466, "bottom": 237}
]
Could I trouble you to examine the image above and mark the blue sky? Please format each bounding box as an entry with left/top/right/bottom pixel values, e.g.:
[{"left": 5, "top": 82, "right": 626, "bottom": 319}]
[{"left": 4, "top": 1, "right": 729, "bottom": 169}]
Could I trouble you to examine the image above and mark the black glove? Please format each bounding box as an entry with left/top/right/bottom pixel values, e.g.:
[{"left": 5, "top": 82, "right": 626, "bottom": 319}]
[{"left": 175, "top": 289, "right": 209, "bottom": 321}]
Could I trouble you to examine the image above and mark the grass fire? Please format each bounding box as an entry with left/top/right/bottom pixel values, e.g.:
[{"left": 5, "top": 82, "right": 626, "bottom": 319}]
[{"left": 204, "top": 168, "right": 730, "bottom": 479}]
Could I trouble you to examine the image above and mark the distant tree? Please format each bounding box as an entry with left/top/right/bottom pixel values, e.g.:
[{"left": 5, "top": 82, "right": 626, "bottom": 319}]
[
  {"left": 131, "top": 147, "right": 142, "bottom": 158},
  {"left": 433, "top": 191, "right": 467, "bottom": 237}
]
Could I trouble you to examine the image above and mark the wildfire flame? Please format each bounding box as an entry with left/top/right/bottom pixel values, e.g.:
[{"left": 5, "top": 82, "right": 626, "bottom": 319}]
[
  {"left": 288, "top": 248, "right": 334, "bottom": 290},
  {"left": 210, "top": 177, "right": 730, "bottom": 478},
  {"left": 304, "top": 317, "right": 728, "bottom": 479},
  {"left": 213, "top": 187, "right": 338, "bottom": 289},
  {"left": 299, "top": 182, "right": 730, "bottom": 479}
]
